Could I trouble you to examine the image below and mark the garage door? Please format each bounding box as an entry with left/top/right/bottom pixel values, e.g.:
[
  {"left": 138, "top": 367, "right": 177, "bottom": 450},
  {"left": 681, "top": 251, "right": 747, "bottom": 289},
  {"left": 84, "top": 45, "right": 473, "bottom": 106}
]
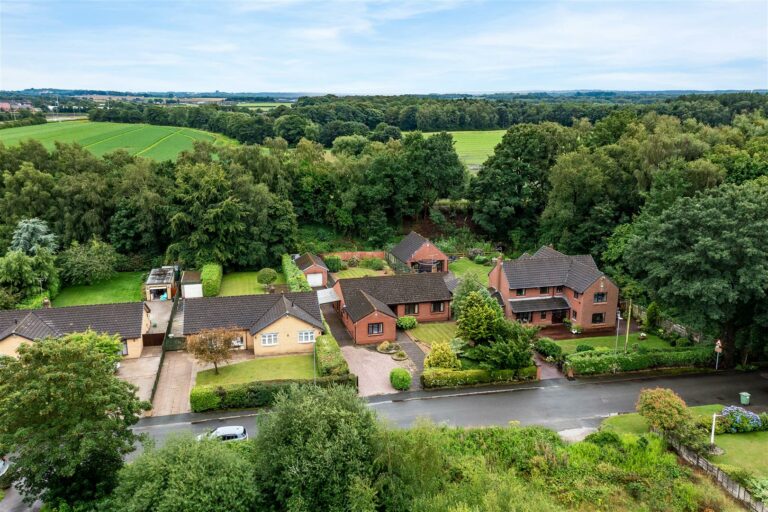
[{"left": 306, "top": 273, "right": 323, "bottom": 287}]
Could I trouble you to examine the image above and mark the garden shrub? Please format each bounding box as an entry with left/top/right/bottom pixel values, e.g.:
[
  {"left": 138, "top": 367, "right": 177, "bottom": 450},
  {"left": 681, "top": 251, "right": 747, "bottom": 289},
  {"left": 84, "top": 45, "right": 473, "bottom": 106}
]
[
  {"left": 721, "top": 405, "right": 763, "bottom": 433},
  {"left": 645, "top": 301, "right": 661, "bottom": 330},
  {"left": 316, "top": 331, "right": 349, "bottom": 377},
  {"left": 256, "top": 267, "right": 278, "bottom": 285},
  {"left": 575, "top": 344, "right": 594, "bottom": 353},
  {"left": 474, "top": 255, "right": 489, "bottom": 265},
  {"left": 281, "top": 254, "right": 311, "bottom": 292},
  {"left": 393, "top": 350, "right": 407, "bottom": 360},
  {"left": 421, "top": 365, "right": 537, "bottom": 388},
  {"left": 377, "top": 341, "right": 394, "bottom": 353},
  {"left": 566, "top": 347, "right": 713, "bottom": 375},
  {"left": 190, "top": 386, "right": 222, "bottom": 412},
  {"left": 201, "top": 263, "right": 223, "bottom": 296},
  {"left": 347, "top": 256, "right": 359, "bottom": 267},
  {"left": 324, "top": 255, "right": 342, "bottom": 272},
  {"left": 390, "top": 368, "right": 412, "bottom": 390},
  {"left": 396, "top": 316, "right": 418, "bottom": 330},
  {"left": 424, "top": 341, "right": 461, "bottom": 370},
  {"left": 534, "top": 338, "right": 563, "bottom": 360},
  {"left": 636, "top": 388, "right": 691, "bottom": 432},
  {"left": 360, "top": 257, "right": 385, "bottom": 271},
  {"left": 584, "top": 430, "right": 622, "bottom": 449}
]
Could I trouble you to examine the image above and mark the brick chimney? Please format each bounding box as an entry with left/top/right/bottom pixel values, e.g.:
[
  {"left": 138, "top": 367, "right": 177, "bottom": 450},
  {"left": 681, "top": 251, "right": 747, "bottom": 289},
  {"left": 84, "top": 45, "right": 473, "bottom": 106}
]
[{"left": 493, "top": 256, "right": 504, "bottom": 291}]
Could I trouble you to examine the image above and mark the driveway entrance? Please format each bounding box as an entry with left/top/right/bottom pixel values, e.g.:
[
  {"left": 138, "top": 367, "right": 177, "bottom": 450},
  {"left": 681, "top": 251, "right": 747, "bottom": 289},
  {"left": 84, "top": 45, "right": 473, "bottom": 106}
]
[
  {"left": 117, "top": 346, "right": 162, "bottom": 403},
  {"left": 151, "top": 351, "right": 194, "bottom": 416}
]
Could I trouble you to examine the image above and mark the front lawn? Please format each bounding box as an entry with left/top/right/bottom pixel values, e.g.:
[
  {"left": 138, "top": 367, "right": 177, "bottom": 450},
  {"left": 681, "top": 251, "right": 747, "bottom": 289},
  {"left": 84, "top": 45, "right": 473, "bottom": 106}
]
[
  {"left": 602, "top": 405, "right": 724, "bottom": 436},
  {"left": 556, "top": 333, "right": 671, "bottom": 354},
  {"left": 53, "top": 271, "right": 144, "bottom": 307},
  {"left": 333, "top": 267, "right": 385, "bottom": 279},
  {"left": 409, "top": 321, "right": 457, "bottom": 347},
  {"left": 448, "top": 258, "right": 490, "bottom": 280},
  {"left": 195, "top": 354, "right": 314, "bottom": 386},
  {"left": 219, "top": 271, "right": 286, "bottom": 297}
]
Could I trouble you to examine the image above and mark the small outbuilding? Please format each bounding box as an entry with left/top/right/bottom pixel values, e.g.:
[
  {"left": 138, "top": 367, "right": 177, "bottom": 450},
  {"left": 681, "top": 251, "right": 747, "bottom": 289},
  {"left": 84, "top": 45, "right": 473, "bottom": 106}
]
[
  {"left": 145, "top": 266, "right": 177, "bottom": 301},
  {"left": 294, "top": 253, "right": 328, "bottom": 287},
  {"left": 180, "top": 271, "right": 203, "bottom": 299}
]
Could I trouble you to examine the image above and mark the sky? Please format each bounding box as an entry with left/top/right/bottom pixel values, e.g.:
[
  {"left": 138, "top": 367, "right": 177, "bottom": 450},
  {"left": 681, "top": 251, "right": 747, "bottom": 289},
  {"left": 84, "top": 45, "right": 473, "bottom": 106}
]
[{"left": 1, "top": 0, "right": 766, "bottom": 94}]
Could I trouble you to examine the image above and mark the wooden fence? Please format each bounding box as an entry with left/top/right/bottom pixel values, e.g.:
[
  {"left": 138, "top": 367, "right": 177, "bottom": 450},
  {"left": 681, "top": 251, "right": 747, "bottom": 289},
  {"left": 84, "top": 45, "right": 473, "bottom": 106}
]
[{"left": 666, "top": 437, "right": 766, "bottom": 511}]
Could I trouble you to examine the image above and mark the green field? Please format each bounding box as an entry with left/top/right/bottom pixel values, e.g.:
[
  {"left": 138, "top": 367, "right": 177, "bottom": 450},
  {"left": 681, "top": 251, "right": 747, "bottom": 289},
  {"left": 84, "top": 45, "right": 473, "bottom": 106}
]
[
  {"left": 0, "top": 121, "right": 235, "bottom": 161},
  {"left": 424, "top": 129, "right": 505, "bottom": 166},
  {"left": 238, "top": 102, "right": 292, "bottom": 110},
  {"left": 219, "top": 271, "right": 286, "bottom": 297},
  {"left": 53, "top": 272, "right": 144, "bottom": 307},
  {"left": 196, "top": 354, "right": 314, "bottom": 386}
]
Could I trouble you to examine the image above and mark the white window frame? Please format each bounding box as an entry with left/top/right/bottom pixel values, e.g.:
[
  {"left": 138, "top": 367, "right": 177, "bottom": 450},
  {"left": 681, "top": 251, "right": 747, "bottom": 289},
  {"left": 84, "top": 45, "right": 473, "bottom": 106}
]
[
  {"left": 431, "top": 301, "right": 444, "bottom": 313},
  {"left": 298, "top": 330, "right": 315, "bottom": 343},
  {"left": 261, "top": 332, "right": 278, "bottom": 346},
  {"left": 230, "top": 336, "right": 245, "bottom": 348}
]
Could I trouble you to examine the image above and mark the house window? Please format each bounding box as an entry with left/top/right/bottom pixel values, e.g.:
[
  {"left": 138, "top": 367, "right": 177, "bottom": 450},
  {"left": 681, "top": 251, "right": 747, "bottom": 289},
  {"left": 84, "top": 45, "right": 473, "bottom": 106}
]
[
  {"left": 516, "top": 288, "right": 525, "bottom": 296},
  {"left": 539, "top": 286, "right": 549, "bottom": 294},
  {"left": 231, "top": 336, "right": 245, "bottom": 349},
  {"left": 593, "top": 292, "right": 607, "bottom": 304},
  {"left": 431, "top": 301, "right": 445, "bottom": 313},
  {"left": 261, "top": 333, "right": 278, "bottom": 346},
  {"left": 573, "top": 291, "right": 581, "bottom": 299},
  {"left": 436, "top": 261, "right": 444, "bottom": 272},
  {"left": 121, "top": 341, "right": 129, "bottom": 356},
  {"left": 405, "top": 303, "right": 419, "bottom": 315},
  {"left": 298, "top": 330, "right": 315, "bottom": 343},
  {"left": 368, "top": 323, "right": 384, "bottom": 335},
  {"left": 556, "top": 286, "right": 563, "bottom": 293},
  {"left": 592, "top": 313, "right": 605, "bottom": 324},
  {"left": 540, "top": 311, "right": 547, "bottom": 320},
  {"left": 517, "top": 312, "right": 532, "bottom": 323},
  {"left": 572, "top": 310, "right": 577, "bottom": 320}
]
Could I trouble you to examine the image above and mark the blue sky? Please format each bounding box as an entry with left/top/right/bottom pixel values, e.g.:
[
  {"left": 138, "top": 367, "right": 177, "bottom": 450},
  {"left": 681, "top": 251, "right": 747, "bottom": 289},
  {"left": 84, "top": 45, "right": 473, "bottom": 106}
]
[{"left": 1, "top": 0, "right": 766, "bottom": 93}]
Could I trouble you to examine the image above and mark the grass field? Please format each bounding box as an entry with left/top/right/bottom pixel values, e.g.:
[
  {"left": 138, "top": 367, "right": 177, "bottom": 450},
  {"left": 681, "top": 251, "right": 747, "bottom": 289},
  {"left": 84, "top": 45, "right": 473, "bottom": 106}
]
[
  {"left": 555, "top": 333, "right": 671, "bottom": 354},
  {"left": 218, "top": 271, "right": 286, "bottom": 296},
  {"left": 196, "top": 354, "right": 314, "bottom": 386},
  {"left": 0, "top": 121, "right": 235, "bottom": 161},
  {"left": 333, "top": 268, "right": 386, "bottom": 279},
  {"left": 53, "top": 272, "right": 144, "bottom": 307},
  {"left": 448, "top": 258, "right": 491, "bottom": 280},
  {"left": 424, "top": 129, "right": 505, "bottom": 166},
  {"left": 409, "top": 322, "right": 457, "bottom": 347}
]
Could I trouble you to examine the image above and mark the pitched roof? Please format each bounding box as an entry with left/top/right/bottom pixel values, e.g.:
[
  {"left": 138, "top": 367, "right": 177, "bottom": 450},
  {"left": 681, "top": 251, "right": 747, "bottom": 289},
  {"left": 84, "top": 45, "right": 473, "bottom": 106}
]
[
  {"left": 0, "top": 302, "right": 145, "bottom": 342},
  {"left": 508, "top": 296, "right": 571, "bottom": 313},
  {"left": 182, "top": 292, "right": 323, "bottom": 335},
  {"left": 389, "top": 231, "right": 430, "bottom": 264},
  {"left": 502, "top": 246, "right": 604, "bottom": 293},
  {"left": 337, "top": 273, "right": 451, "bottom": 322},
  {"left": 295, "top": 253, "right": 328, "bottom": 271}
]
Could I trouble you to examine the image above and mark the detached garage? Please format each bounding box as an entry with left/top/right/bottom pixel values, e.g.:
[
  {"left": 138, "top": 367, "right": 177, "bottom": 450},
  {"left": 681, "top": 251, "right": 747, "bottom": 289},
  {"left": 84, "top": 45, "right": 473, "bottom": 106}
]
[
  {"left": 294, "top": 253, "right": 328, "bottom": 288},
  {"left": 181, "top": 271, "right": 203, "bottom": 298}
]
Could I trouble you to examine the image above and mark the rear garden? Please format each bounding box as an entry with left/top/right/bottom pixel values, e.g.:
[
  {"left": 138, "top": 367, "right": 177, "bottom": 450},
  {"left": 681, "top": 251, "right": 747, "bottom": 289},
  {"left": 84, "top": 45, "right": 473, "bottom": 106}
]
[
  {"left": 333, "top": 267, "right": 385, "bottom": 279},
  {"left": 53, "top": 271, "right": 144, "bottom": 307},
  {"left": 218, "top": 271, "right": 286, "bottom": 297},
  {"left": 448, "top": 257, "right": 490, "bottom": 280},
  {"left": 195, "top": 354, "right": 314, "bottom": 386}
]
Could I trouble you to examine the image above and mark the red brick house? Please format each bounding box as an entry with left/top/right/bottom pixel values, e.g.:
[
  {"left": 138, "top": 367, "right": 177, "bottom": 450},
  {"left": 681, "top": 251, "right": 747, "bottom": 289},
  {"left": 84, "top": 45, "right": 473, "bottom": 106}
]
[
  {"left": 489, "top": 246, "right": 619, "bottom": 331},
  {"left": 332, "top": 273, "right": 452, "bottom": 344},
  {"left": 388, "top": 231, "right": 448, "bottom": 273},
  {"left": 294, "top": 253, "right": 328, "bottom": 287}
]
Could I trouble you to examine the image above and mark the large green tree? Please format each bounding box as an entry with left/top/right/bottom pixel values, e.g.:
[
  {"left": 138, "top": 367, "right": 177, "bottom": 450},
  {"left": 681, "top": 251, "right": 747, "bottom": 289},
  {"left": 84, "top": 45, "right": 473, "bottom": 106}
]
[
  {"left": 625, "top": 178, "right": 768, "bottom": 366},
  {"left": 9, "top": 218, "right": 57, "bottom": 255},
  {"left": 0, "top": 335, "right": 148, "bottom": 506}
]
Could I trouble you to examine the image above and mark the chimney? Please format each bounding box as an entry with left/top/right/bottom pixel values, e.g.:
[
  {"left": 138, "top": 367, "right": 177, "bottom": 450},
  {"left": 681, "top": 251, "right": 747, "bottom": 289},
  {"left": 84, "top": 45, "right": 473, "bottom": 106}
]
[{"left": 494, "top": 256, "right": 504, "bottom": 291}]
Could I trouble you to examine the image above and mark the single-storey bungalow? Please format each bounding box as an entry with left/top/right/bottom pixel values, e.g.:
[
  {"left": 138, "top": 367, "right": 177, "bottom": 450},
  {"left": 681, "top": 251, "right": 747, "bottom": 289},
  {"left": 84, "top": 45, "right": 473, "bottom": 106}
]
[
  {"left": 0, "top": 302, "right": 149, "bottom": 358},
  {"left": 182, "top": 291, "right": 324, "bottom": 356},
  {"left": 388, "top": 231, "right": 448, "bottom": 273},
  {"left": 489, "top": 246, "right": 619, "bottom": 331},
  {"left": 332, "top": 273, "right": 452, "bottom": 344},
  {"left": 294, "top": 253, "right": 328, "bottom": 287}
]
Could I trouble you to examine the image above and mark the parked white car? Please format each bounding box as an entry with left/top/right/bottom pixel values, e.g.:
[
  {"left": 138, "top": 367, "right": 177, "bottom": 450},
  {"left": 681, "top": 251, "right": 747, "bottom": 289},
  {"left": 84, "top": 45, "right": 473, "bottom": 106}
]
[{"left": 196, "top": 426, "right": 248, "bottom": 442}]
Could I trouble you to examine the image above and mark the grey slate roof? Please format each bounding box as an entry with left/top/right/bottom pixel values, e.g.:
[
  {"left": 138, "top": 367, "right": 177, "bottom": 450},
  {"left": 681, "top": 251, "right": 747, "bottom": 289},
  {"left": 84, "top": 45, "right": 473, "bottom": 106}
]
[
  {"left": 508, "top": 297, "right": 571, "bottom": 313},
  {"left": 337, "top": 273, "right": 451, "bottom": 322},
  {"left": 0, "top": 302, "right": 145, "bottom": 341},
  {"left": 389, "top": 231, "right": 430, "bottom": 264},
  {"left": 443, "top": 272, "right": 460, "bottom": 293},
  {"left": 295, "top": 253, "right": 328, "bottom": 271},
  {"left": 502, "top": 246, "right": 604, "bottom": 293},
  {"left": 182, "top": 292, "right": 323, "bottom": 335}
]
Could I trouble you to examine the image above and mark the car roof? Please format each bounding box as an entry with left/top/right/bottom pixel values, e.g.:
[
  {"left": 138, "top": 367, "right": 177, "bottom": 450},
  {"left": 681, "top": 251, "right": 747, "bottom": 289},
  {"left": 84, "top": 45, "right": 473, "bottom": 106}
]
[{"left": 213, "top": 426, "right": 245, "bottom": 435}]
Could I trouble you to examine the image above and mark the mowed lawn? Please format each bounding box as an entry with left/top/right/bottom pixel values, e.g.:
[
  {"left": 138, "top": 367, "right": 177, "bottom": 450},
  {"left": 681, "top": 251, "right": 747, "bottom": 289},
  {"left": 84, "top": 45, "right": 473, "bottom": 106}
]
[
  {"left": 555, "top": 333, "right": 671, "bottom": 354},
  {"left": 448, "top": 258, "right": 490, "bottom": 281},
  {"left": 219, "top": 272, "right": 286, "bottom": 296},
  {"left": 0, "top": 121, "right": 235, "bottom": 161},
  {"left": 424, "top": 130, "right": 505, "bottom": 166},
  {"left": 333, "top": 268, "right": 386, "bottom": 279},
  {"left": 602, "top": 405, "right": 724, "bottom": 436},
  {"left": 409, "top": 321, "right": 457, "bottom": 346},
  {"left": 53, "top": 272, "right": 144, "bottom": 307},
  {"left": 196, "top": 354, "right": 314, "bottom": 386}
]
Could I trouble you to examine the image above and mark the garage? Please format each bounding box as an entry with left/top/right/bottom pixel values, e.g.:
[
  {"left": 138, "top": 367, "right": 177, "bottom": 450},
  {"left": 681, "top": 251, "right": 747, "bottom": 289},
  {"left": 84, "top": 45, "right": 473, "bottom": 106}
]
[{"left": 306, "top": 272, "right": 324, "bottom": 287}]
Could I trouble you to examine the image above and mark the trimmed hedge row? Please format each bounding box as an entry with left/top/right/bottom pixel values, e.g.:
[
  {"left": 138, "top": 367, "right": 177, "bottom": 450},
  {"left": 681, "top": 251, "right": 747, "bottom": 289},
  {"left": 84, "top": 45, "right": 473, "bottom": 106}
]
[
  {"left": 282, "top": 254, "right": 312, "bottom": 292},
  {"left": 201, "top": 263, "right": 223, "bottom": 296},
  {"left": 421, "top": 365, "right": 537, "bottom": 388},
  {"left": 190, "top": 374, "right": 358, "bottom": 412},
  {"left": 316, "top": 324, "right": 349, "bottom": 376},
  {"left": 534, "top": 337, "right": 563, "bottom": 360},
  {"left": 565, "top": 347, "right": 714, "bottom": 376}
]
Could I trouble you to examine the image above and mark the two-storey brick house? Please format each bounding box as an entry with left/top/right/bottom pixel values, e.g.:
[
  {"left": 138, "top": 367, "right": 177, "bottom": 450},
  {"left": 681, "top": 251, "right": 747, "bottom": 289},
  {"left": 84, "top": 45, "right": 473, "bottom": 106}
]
[{"left": 489, "top": 246, "right": 619, "bottom": 331}]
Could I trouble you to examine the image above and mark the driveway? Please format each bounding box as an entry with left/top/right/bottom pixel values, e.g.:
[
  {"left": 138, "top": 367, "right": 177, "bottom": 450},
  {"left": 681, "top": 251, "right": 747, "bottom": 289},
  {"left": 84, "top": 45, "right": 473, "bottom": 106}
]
[
  {"left": 150, "top": 351, "right": 194, "bottom": 416},
  {"left": 321, "top": 303, "right": 353, "bottom": 346},
  {"left": 117, "top": 346, "right": 162, "bottom": 404},
  {"left": 341, "top": 345, "right": 412, "bottom": 396}
]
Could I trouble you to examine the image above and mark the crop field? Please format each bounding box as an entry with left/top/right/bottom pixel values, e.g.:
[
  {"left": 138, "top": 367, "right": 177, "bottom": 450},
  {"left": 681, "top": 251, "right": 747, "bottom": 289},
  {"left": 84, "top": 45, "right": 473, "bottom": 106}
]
[
  {"left": 424, "top": 129, "right": 506, "bottom": 166},
  {"left": 0, "top": 121, "right": 235, "bottom": 161},
  {"left": 238, "top": 102, "right": 293, "bottom": 110}
]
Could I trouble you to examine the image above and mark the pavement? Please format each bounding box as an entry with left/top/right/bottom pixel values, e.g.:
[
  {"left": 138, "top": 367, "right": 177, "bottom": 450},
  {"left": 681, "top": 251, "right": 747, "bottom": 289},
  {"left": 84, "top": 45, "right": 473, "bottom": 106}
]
[
  {"left": 116, "top": 346, "right": 162, "bottom": 404},
  {"left": 398, "top": 330, "right": 425, "bottom": 390}
]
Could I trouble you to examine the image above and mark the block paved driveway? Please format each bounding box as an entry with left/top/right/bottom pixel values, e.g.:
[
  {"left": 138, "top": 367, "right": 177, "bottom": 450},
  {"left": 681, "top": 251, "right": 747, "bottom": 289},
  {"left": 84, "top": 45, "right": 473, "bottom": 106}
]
[{"left": 151, "top": 351, "right": 194, "bottom": 416}]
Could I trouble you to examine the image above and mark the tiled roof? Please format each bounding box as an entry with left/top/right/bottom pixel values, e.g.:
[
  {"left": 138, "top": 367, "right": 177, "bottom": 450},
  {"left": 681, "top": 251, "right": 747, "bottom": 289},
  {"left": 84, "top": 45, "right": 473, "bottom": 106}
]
[
  {"left": 502, "top": 246, "right": 604, "bottom": 293},
  {"left": 344, "top": 290, "right": 396, "bottom": 322},
  {"left": 0, "top": 302, "right": 145, "bottom": 341},
  {"left": 389, "top": 231, "right": 430, "bottom": 264},
  {"left": 295, "top": 253, "right": 328, "bottom": 271},
  {"left": 182, "top": 292, "right": 323, "bottom": 335},
  {"left": 508, "top": 296, "right": 571, "bottom": 313},
  {"left": 443, "top": 272, "right": 460, "bottom": 293},
  {"left": 337, "top": 273, "right": 451, "bottom": 321}
]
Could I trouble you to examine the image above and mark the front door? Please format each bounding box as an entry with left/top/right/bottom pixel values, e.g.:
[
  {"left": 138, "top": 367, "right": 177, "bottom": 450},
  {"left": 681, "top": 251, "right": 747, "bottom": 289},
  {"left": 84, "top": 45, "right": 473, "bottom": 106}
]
[{"left": 551, "top": 310, "right": 565, "bottom": 324}]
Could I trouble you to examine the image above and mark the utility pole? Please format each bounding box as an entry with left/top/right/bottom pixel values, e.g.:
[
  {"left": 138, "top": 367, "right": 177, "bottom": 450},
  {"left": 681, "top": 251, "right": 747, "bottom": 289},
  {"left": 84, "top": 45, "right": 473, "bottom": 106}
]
[{"left": 623, "top": 298, "right": 632, "bottom": 352}]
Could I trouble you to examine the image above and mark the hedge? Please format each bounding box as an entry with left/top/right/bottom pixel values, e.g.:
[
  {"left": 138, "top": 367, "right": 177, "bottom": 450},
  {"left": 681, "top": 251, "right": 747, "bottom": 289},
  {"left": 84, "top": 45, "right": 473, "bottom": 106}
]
[
  {"left": 565, "top": 347, "right": 714, "bottom": 376},
  {"left": 421, "top": 365, "right": 538, "bottom": 389},
  {"left": 201, "top": 263, "right": 223, "bottom": 296},
  {"left": 282, "top": 254, "right": 312, "bottom": 292},
  {"left": 316, "top": 323, "right": 349, "bottom": 376},
  {"left": 324, "top": 255, "right": 342, "bottom": 273},
  {"left": 190, "top": 374, "right": 358, "bottom": 412},
  {"left": 396, "top": 316, "right": 418, "bottom": 330},
  {"left": 534, "top": 337, "right": 563, "bottom": 360}
]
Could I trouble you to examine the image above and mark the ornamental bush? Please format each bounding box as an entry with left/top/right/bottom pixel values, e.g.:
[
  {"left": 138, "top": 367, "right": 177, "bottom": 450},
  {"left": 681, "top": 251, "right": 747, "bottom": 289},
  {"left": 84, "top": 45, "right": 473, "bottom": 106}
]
[
  {"left": 200, "top": 263, "right": 223, "bottom": 296},
  {"left": 721, "top": 406, "right": 763, "bottom": 433},
  {"left": 396, "top": 316, "right": 418, "bottom": 330},
  {"left": 360, "top": 257, "right": 385, "bottom": 271},
  {"left": 636, "top": 388, "right": 691, "bottom": 433},
  {"left": 256, "top": 267, "right": 278, "bottom": 285},
  {"left": 575, "top": 344, "right": 594, "bottom": 353},
  {"left": 281, "top": 254, "right": 311, "bottom": 292},
  {"left": 534, "top": 338, "right": 563, "bottom": 360},
  {"left": 324, "top": 255, "right": 342, "bottom": 272},
  {"left": 390, "top": 368, "right": 412, "bottom": 390},
  {"left": 424, "top": 341, "right": 461, "bottom": 370}
]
